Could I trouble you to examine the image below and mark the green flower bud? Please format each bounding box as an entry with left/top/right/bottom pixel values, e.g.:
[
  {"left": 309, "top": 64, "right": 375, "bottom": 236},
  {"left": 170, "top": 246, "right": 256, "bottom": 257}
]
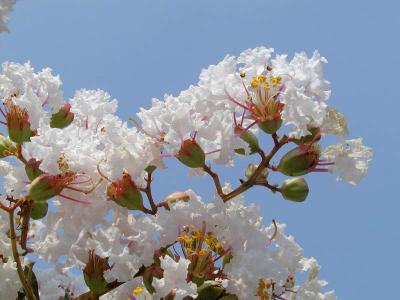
[
  {"left": 145, "top": 165, "right": 157, "bottom": 174},
  {"left": 30, "top": 201, "right": 48, "bottom": 220},
  {"left": 197, "top": 281, "right": 224, "bottom": 300},
  {"left": 25, "top": 158, "right": 44, "bottom": 181},
  {"left": 234, "top": 127, "right": 259, "bottom": 155},
  {"left": 258, "top": 118, "right": 282, "bottom": 134},
  {"left": 245, "top": 163, "right": 268, "bottom": 182},
  {"left": 176, "top": 139, "right": 205, "bottom": 168},
  {"left": 5, "top": 101, "right": 32, "bottom": 144},
  {"left": 50, "top": 103, "right": 74, "bottom": 129},
  {"left": 278, "top": 145, "right": 320, "bottom": 176},
  {"left": 83, "top": 250, "right": 111, "bottom": 294},
  {"left": 0, "top": 134, "right": 16, "bottom": 158},
  {"left": 160, "top": 191, "right": 190, "bottom": 210},
  {"left": 281, "top": 178, "right": 309, "bottom": 202},
  {"left": 107, "top": 173, "right": 144, "bottom": 211},
  {"left": 29, "top": 174, "right": 64, "bottom": 202}
]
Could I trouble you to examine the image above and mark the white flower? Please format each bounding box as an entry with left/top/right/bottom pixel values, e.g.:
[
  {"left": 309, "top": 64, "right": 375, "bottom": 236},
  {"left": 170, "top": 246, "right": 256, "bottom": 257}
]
[
  {"left": 321, "top": 107, "right": 349, "bottom": 137},
  {"left": 35, "top": 267, "right": 88, "bottom": 300},
  {"left": 272, "top": 51, "right": 331, "bottom": 138},
  {"left": 238, "top": 46, "right": 274, "bottom": 78},
  {"left": 323, "top": 138, "right": 373, "bottom": 185},
  {"left": 153, "top": 255, "right": 197, "bottom": 300},
  {"left": 290, "top": 258, "right": 336, "bottom": 300},
  {"left": 0, "top": 62, "right": 64, "bottom": 129},
  {"left": 0, "top": 0, "right": 16, "bottom": 32},
  {"left": 0, "top": 260, "right": 21, "bottom": 299}
]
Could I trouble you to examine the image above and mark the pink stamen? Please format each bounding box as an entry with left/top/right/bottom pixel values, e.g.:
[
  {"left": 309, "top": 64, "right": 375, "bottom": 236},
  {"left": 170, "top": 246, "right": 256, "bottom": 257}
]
[
  {"left": 64, "top": 185, "right": 93, "bottom": 193},
  {"left": 240, "top": 109, "right": 246, "bottom": 126},
  {"left": 41, "top": 95, "right": 49, "bottom": 107},
  {"left": 0, "top": 107, "right": 7, "bottom": 118},
  {"left": 205, "top": 149, "right": 221, "bottom": 155},
  {"left": 84, "top": 116, "right": 89, "bottom": 129},
  {"left": 59, "top": 193, "right": 91, "bottom": 204},
  {"left": 233, "top": 112, "right": 238, "bottom": 127},
  {"left": 273, "top": 295, "right": 287, "bottom": 300},
  {"left": 317, "top": 162, "right": 335, "bottom": 166},
  {"left": 224, "top": 88, "right": 249, "bottom": 110},
  {"left": 242, "top": 120, "right": 258, "bottom": 133},
  {"left": 192, "top": 131, "right": 198, "bottom": 141},
  {"left": 241, "top": 78, "right": 251, "bottom": 97},
  {"left": 311, "top": 168, "right": 329, "bottom": 172}
]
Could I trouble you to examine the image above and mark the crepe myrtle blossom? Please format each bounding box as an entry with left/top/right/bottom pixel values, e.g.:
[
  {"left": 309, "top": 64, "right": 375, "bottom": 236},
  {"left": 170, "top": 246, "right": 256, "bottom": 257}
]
[
  {"left": 0, "top": 62, "right": 64, "bottom": 131},
  {"left": 322, "top": 138, "right": 373, "bottom": 185},
  {"left": 0, "top": 45, "right": 372, "bottom": 300},
  {"left": 0, "top": 0, "right": 16, "bottom": 32}
]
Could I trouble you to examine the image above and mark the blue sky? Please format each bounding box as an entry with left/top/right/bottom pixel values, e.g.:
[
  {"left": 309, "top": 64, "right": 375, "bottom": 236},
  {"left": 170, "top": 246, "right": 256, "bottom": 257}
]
[{"left": 1, "top": 0, "right": 399, "bottom": 298}]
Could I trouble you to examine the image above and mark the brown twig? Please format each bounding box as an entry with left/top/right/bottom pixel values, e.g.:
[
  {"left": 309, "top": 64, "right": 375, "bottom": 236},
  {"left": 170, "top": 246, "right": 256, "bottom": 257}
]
[
  {"left": 143, "top": 171, "right": 157, "bottom": 214},
  {"left": 8, "top": 209, "right": 37, "bottom": 300},
  {"left": 202, "top": 164, "right": 225, "bottom": 200},
  {"left": 203, "top": 135, "right": 291, "bottom": 202}
]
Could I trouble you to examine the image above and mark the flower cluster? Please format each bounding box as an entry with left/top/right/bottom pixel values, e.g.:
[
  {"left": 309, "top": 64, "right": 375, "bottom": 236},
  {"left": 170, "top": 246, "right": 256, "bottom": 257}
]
[{"left": 0, "top": 45, "right": 372, "bottom": 300}]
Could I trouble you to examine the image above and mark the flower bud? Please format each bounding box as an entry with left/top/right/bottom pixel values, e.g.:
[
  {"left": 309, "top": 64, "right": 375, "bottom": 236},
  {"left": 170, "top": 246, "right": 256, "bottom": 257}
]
[
  {"left": 50, "top": 103, "right": 74, "bottom": 129},
  {"left": 0, "top": 134, "right": 16, "bottom": 158},
  {"left": 281, "top": 178, "right": 309, "bottom": 202},
  {"left": 83, "top": 250, "right": 111, "bottom": 294},
  {"left": 159, "top": 191, "right": 190, "bottom": 210},
  {"left": 278, "top": 145, "right": 320, "bottom": 176},
  {"left": 5, "top": 101, "right": 32, "bottom": 144},
  {"left": 258, "top": 118, "right": 282, "bottom": 134},
  {"left": 245, "top": 163, "right": 268, "bottom": 182},
  {"left": 234, "top": 127, "right": 259, "bottom": 155},
  {"left": 176, "top": 139, "right": 206, "bottom": 168},
  {"left": 28, "top": 174, "right": 64, "bottom": 202},
  {"left": 25, "top": 159, "right": 44, "bottom": 181},
  {"left": 30, "top": 201, "right": 48, "bottom": 220},
  {"left": 107, "top": 173, "right": 144, "bottom": 211},
  {"left": 197, "top": 281, "right": 224, "bottom": 299}
]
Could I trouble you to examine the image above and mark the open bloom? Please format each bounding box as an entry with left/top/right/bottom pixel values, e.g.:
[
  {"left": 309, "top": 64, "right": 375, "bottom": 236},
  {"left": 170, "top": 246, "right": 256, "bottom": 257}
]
[{"left": 322, "top": 138, "right": 373, "bottom": 185}]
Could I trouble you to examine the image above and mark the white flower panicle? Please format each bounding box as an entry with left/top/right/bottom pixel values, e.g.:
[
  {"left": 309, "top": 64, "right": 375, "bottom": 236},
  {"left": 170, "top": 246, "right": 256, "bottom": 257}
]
[{"left": 0, "top": 45, "right": 372, "bottom": 299}]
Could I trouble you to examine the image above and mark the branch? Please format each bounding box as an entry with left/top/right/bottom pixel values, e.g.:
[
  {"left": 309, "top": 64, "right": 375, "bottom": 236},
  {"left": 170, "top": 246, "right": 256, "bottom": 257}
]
[
  {"left": 222, "top": 135, "right": 290, "bottom": 202},
  {"left": 202, "top": 164, "right": 225, "bottom": 199},
  {"left": 8, "top": 209, "right": 37, "bottom": 300},
  {"left": 143, "top": 171, "right": 157, "bottom": 214}
]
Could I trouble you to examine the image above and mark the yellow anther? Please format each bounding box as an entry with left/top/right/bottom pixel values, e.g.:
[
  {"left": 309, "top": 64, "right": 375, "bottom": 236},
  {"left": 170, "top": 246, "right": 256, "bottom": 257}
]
[
  {"left": 258, "top": 74, "right": 266, "bottom": 83},
  {"left": 275, "top": 76, "right": 282, "bottom": 85},
  {"left": 192, "top": 230, "right": 201, "bottom": 239},
  {"left": 263, "top": 83, "right": 270, "bottom": 91},
  {"left": 199, "top": 249, "right": 209, "bottom": 256},
  {"left": 215, "top": 242, "right": 223, "bottom": 250},
  {"left": 250, "top": 78, "right": 259, "bottom": 89},
  {"left": 132, "top": 286, "right": 144, "bottom": 295}
]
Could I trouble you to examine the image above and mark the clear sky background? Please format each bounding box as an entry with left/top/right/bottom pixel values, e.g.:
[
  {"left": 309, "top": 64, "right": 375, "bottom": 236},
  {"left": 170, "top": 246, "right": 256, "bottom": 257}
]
[{"left": 1, "top": 0, "right": 399, "bottom": 299}]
